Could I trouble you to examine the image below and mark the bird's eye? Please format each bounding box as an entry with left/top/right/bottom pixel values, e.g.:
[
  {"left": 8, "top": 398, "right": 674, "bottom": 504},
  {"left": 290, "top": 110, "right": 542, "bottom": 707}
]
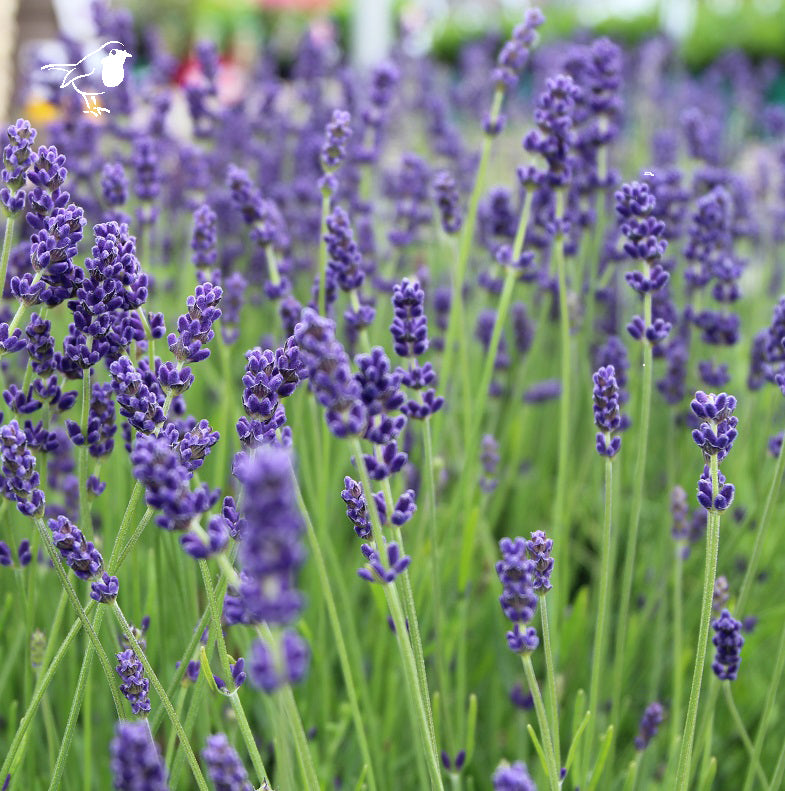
[{"left": 110, "top": 49, "right": 117, "bottom": 55}]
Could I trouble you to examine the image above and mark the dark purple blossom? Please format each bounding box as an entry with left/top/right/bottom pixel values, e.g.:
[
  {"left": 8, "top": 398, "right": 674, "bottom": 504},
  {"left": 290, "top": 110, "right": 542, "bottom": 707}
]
[
  {"left": 491, "top": 8, "right": 545, "bottom": 91},
  {"left": 496, "top": 537, "right": 539, "bottom": 654},
  {"left": 712, "top": 609, "right": 744, "bottom": 681},
  {"left": 49, "top": 515, "right": 103, "bottom": 580},
  {"left": 357, "top": 541, "right": 411, "bottom": 584},
  {"left": 492, "top": 761, "right": 537, "bottom": 791},
  {"left": 592, "top": 365, "right": 622, "bottom": 457},
  {"left": 168, "top": 283, "right": 222, "bottom": 364},
  {"left": 433, "top": 170, "right": 462, "bottom": 234},
  {"left": 526, "top": 530, "right": 554, "bottom": 594},
  {"left": 523, "top": 74, "right": 581, "bottom": 189},
  {"left": 234, "top": 446, "right": 305, "bottom": 626},
  {"left": 635, "top": 702, "right": 664, "bottom": 750},
  {"left": 131, "top": 434, "right": 218, "bottom": 532},
  {"left": 110, "top": 721, "right": 168, "bottom": 790},
  {"left": 294, "top": 308, "right": 365, "bottom": 438},
  {"left": 249, "top": 630, "right": 310, "bottom": 693},
  {"left": 202, "top": 733, "right": 252, "bottom": 791},
  {"left": 1, "top": 419, "right": 45, "bottom": 516},
  {"left": 90, "top": 572, "right": 119, "bottom": 603}
]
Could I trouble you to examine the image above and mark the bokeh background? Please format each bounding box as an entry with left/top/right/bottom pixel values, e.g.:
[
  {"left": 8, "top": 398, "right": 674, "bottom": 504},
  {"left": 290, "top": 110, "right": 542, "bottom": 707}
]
[{"left": 2, "top": 0, "right": 785, "bottom": 126}]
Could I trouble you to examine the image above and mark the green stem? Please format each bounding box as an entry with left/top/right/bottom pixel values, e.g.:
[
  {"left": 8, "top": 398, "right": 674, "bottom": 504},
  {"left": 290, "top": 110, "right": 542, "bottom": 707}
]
[
  {"left": 78, "top": 368, "right": 93, "bottom": 537},
  {"left": 198, "top": 557, "right": 270, "bottom": 787},
  {"left": 722, "top": 684, "right": 768, "bottom": 789},
  {"left": 551, "top": 189, "right": 570, "bottom": 619},
  {"left": 290, "top": 467, "right": 381, "bottom": 791},
  {"left": 737, "top": 431, "right": 785, "bottom": 614},
  {"left": 671, "top": 546, "right": 684, "bottom": 750},
  {"left": 47, "top": 608, "right": 107, "bottom": 791},
  {"left": 0, "top": 216, "right": 14, "bottom": 295},
  {"left": 521, "top": 655, "right": 559, "bottom": 791},
  {"left": 111, "top": 601, "right": 210, "bottom": 791},
  {"left": 539, "top": 596, "right": 560, "bottom": 773},
  {"left": 0, "top": 602, "right": 80, "bottom": 782},
  {"left": 587, "top": 454, "right": 613, "bottom": 764},
  {"left": 675, "top": 457, "right": 721, "bottom": 791},
  {"left": 317, "top": 190, "right": 331, "bottom": 316},
  {"left": 423, "top": 417, "right": 454, "bottom": 747},
  {"left": 351, "top": 439, "right": 444, "bottom": 791},
  {"left": 741, "top": 608, "right": 785, "bottom": 791},
  {"left": 610, "top": 291, "right": 653, "bottom": 732}
]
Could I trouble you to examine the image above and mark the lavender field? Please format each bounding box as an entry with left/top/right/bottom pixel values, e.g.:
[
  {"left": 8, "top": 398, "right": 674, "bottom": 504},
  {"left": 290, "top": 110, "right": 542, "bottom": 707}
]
[{"left": 1, "top": 1, "right": 785, "bottom": 789}]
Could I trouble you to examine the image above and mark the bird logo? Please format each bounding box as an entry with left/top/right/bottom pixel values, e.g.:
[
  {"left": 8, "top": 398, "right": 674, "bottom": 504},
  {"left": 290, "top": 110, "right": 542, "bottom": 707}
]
[{"left": 41, "top": 41, "right": 132, "bottom": 118}]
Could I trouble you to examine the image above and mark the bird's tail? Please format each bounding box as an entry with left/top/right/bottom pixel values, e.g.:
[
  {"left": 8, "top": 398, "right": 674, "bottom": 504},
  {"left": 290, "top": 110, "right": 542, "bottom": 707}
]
[{"left": 40, "top": 64, "right": 75, "bottom": 72}]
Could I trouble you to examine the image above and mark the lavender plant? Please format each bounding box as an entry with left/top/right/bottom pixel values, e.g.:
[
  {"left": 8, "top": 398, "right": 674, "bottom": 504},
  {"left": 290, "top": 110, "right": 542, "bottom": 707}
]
[{"left": 2, "top": 5, "right": 785, "bottom": 791}]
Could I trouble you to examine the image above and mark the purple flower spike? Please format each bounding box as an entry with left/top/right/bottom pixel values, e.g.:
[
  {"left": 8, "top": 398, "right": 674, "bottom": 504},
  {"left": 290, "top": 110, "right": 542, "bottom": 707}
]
[
  {"left": 115, "top": 649, "right": 151, "bottom": 714},
  {"left": 592, "top": 365, "right": 623, "bottom": 458},
  {"left": 492, "top": 9, "right": 545, "bottom": 92},
  {"left": 357, "top": 541, "right": 411, "bottom": 584},
  {"left": 248, "top": 630, "right": 310, "bottom": 693},
  {"left": 526, "top": 530, "right": 554, "bottom": 594},
  {"left": 168, "top": 283, "right": 223, "bottom": 364},
  {"left": 523, "top": 74, "right": 581, "bottom": 189},
  {"left": 1, "top": 419, "right": 46, "bottom": 516},
  {"left": 320, "top": 109, "right": 353, "bottom": 173},
  {"left": 234, "top": 446, "right": 305, "bottom": 626},
  {"left": 202, "top": 733, "right": 253, "bottom": 791},
  {"left": 390, "top": 278, "right": 429, "bottom": 358},
  {"left": 49, "top": 515, "right": 103, "bottom": 580},
  {"left": 90, "top": 572, "right": 119, "bottom": 603},
  {"left": 294, "top": 308, "right": 366, "bottom": 438},
  {"left": 17, "top": 539, "right": 32, "bottom": 567},
  {"left": 635, "top": 702, "right": 664, "bottom": 749},
  {"left": 712, "top": 609, "right": 744, "bottom": 681},
  {"left": 110, "top": 721, "right": 168, "bottom": 791},
  {"left": 492, "top": 760, "right": 537, "bottom": 791},
  {"left": 696, "top": 465, "right": 735, "bottom": 512},
  {"left": 496, "top": 538, "right": 539, "bottom": 652},
  {"left": 433, "top": 170, "right": 463, "bottom": 234}
]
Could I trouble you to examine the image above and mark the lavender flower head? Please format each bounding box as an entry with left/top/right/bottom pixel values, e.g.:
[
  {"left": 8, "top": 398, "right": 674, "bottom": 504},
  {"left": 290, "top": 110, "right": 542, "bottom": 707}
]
[
  {"left": 234, "top": 446, "right": 306, "bottom": 626},
  {"left": 294, "top": 308, "right": 366, "bottom": 438},
  {"left": 110, "top": 721, "right": 168, "bottom": 790},
  {"left": 168, "top": 282, "right": 222, "bottom": 364},
  {"left": 712, "top": 609, "right": 744, "bottom": 681},
  {"left": 202, "top": 733, "right": 252, "bottom": 791},
  {"left": 115, "top": 649, "right": 151, "bottom": 714},
  {"left": 496, "top": 538, "right": 539, "bottom": 654},
  {"left": 492, "top": 761, "right": 537, "bottom": 791},
  {"left": 635, "top": 702, "right": 664, "bottom": 750},
  {"left": 1, "top": 419, "right": 45, "bottom": 516},
  {"left": 1, "top": 118, "right": 37, "bottom": 214},
  {"left": 492, "top": 9, "right": 545, "bottom": 92},
  {"left": 321, "top": 109, "right": 353, "bottom": 173},
  {"left": 690, "top": 391, "right": 738, "bottom": 462},
  {"left": 526, "top": 530, "right": 554, "bottom": 594},
  {"left": 592, "top": 365, "right": 622, "bottom": 458},
  {"left": 523, "top": 74, "right": 581, "bottom": 189}
]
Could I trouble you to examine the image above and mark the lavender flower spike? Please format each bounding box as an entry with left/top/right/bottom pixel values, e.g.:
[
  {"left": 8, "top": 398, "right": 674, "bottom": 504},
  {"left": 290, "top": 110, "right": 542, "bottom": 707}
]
[
  {"left": 635, "top": 702, "right": 665, "bottom": 749},
  {"left": 202, "top": 733, "right": 253, "bottom": 791},
  {"left": 496, "top": 538, "right": 539, "bottom": 654},
  {"left": 110, "top": 721, "right": 168, "bottom": 790},
  {"left": 592, "top": 365, "right": 622, "bottom": 458},
  {"left": 492, "top": 760, "right": 537, "bottom": 791},
  {"left": 712, "top": 609, "right": 744, "bottom": 681}
]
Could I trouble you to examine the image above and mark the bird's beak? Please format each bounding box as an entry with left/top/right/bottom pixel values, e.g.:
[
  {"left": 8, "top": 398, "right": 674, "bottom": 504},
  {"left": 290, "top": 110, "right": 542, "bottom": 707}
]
[{"left": 120, "top": 51, "right": 132, "bottom": 60}]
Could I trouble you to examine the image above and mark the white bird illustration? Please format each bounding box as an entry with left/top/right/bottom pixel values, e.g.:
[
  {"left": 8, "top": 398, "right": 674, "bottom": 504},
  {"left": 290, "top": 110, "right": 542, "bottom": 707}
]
[{"left": 41, "top": 41, "right": 132, "bottom": 117}]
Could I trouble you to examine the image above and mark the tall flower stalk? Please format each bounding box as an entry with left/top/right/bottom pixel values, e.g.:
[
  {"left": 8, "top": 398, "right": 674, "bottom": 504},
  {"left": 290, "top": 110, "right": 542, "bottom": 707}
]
[{"left": 675, "top": 391, "right": 738, "bottom": 790}]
